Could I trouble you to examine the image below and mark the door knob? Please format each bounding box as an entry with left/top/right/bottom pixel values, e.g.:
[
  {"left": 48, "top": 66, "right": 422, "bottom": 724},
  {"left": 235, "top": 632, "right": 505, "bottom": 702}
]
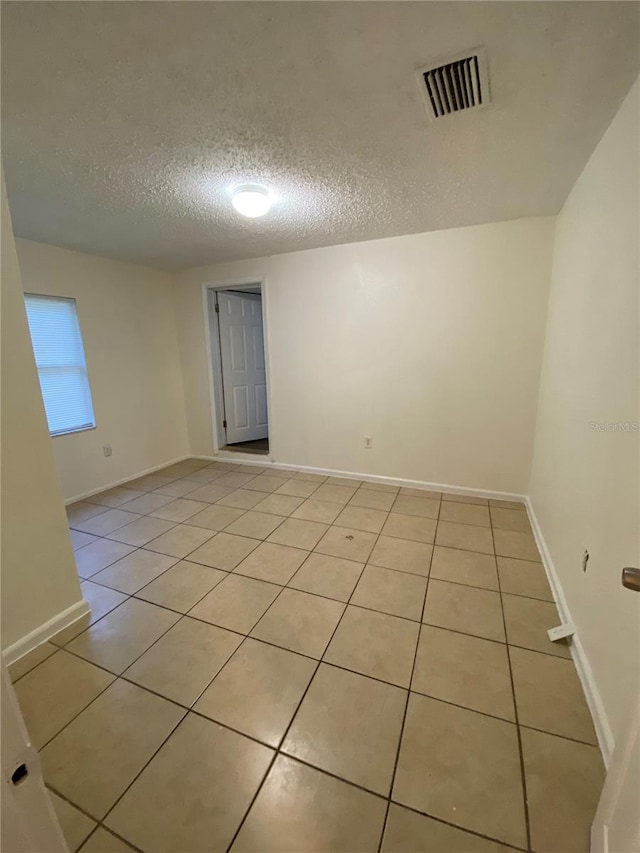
[{"left": 621, "top": 567, "right": 640, "bottom": 591}]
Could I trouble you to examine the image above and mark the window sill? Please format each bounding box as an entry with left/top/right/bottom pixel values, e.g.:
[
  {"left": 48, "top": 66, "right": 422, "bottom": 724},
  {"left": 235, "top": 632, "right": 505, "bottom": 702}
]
[{"left": 51, "top": 424, "right": 97, "bottom": 438}]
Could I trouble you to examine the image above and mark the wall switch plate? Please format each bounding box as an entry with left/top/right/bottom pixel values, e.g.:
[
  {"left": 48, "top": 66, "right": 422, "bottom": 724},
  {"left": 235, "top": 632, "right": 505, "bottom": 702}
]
[
  {"left": 103, "top": 444, "right": 112, "bottom": 457},
  {"left": 547, "top": 623, "right": 574, "bottom": 643},
  {"left": 364, "top": 436, "right": 373, "bottom": 449}
]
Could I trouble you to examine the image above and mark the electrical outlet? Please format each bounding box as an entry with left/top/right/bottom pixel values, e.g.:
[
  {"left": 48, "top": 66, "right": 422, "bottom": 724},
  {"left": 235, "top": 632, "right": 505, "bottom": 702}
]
[
  {"left": 364, "top": 436, "right": 373, "bottom": 449},
  {"left": 103, "top": 444, "right": 112, "bottom": 458},
  {"left": 582, "top": 549, "right": 589, "bottom": 572}
]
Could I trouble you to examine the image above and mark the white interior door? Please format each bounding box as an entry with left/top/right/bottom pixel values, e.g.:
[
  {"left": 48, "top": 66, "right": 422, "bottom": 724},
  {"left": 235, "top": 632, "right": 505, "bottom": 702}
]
[
  {"left": 217, "top": 291, "right": 268, "bottom": 444},
  {"left": 1, "top": 662, "right": 67, "bottom": 852},
  {"left": 591, "top": 700, "right": 640, "bottom": 853}
]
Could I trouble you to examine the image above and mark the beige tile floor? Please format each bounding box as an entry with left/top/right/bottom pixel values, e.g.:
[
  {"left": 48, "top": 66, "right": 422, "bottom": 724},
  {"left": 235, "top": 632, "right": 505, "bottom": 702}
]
[{"left": 11, "top": 458, "right": 605, "bottom": 853}]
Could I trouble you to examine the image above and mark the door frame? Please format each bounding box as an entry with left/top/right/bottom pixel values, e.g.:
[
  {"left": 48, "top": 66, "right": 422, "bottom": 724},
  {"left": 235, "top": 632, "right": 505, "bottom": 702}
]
[{"left": 201, "top": 277, "right": 273, "bottom": 457}]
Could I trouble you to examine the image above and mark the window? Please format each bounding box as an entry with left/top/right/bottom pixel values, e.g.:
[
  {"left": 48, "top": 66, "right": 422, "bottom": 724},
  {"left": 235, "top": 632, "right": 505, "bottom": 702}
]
[{"left": 24, "top": 294, "right": 95, "bottom": 436}]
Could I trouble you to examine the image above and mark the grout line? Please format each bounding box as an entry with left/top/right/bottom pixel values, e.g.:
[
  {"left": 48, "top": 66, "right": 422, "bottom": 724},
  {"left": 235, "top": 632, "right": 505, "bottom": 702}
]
[
  {"left": 252, "top": 749, "right": 390, "bottom": 803},
  {"left": 42, "top": 637, "right": 588, "bottom": 853},
  {"left": 125, "top": 649, "right": 601, "bottom": 757},
  {"left": 222, "top": 546, "right": 370, "bottom": 853},
  {"left": 47, "top": 591, "right": 574, "bottom": 702},
  {"left": 62, "top": 537, "right": 566, "bottom": 672},
  {"left": 58, "top": 501, "right": 563, "bottom": 667},
  {"left": 511, "top": 723, "right": 600, "bottom": 750},
  {"left": 34, "top": 602, "right": 190, "bottom": 753},
  {"left": 388, "top": 799, "right": 530, "bottom": 853},
  {"left": 377, "top": 502, "right": 437, "bottom": 851},
  {"left": 45, "top": 784, "right": 144, "bottom": 853},
  {"left": 33, "top": 665, "right": 119, "bottom": 752},
  {"left": 491, "top": 519, "right": 533, "bottom": 853},
  {"left": 99, "top": 709, "right": 189, "bottom": 831},
  {"left": 186, "top": 634, "right": 257, "bottom": 713},
  {"left": 152, "top": 533, "right": 347, "bottom": 717},
  {"left": 428, "top": 570, "right": 553, "bottom": 602}
]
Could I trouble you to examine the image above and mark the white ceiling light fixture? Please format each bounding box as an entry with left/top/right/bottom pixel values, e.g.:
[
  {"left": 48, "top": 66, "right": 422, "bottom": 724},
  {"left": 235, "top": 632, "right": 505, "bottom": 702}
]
[{"left": 231, "top": 184, "right": 272, "bottom": 218}]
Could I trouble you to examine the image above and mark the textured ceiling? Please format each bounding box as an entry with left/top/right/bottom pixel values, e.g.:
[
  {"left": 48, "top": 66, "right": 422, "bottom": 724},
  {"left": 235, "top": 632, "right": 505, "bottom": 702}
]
[{"left": 2, "top": 1, "right": 639, "bottom": 270}]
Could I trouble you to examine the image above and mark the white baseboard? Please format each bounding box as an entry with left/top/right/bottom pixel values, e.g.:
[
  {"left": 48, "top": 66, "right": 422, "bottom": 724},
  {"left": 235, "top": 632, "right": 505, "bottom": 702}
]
[
  {"left": 83, "top": 450, "right": 526, "bottom": 503},
  {"left": 195, "top": 455, "right": 528, "bottom": 502},
  {"left": 64, "top": 455, "right": 192, "bottom": 505},
  {"left": 525, "top": 497, "right": 614, "bottom": 765},
  {"left": 2, "top": 599, "right": 90, "bottom": 666}
]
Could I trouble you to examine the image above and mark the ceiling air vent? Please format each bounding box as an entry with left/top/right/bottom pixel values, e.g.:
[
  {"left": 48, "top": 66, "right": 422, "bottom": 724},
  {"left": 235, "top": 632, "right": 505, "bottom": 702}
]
[{"left": 418, "top": 48, "right": 490, "bottom": 121}]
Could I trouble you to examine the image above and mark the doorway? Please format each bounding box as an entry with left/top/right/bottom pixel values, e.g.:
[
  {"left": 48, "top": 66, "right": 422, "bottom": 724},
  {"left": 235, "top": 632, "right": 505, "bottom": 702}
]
[{"left": 205, "top": 284, "right": 269, "bottom": 455}]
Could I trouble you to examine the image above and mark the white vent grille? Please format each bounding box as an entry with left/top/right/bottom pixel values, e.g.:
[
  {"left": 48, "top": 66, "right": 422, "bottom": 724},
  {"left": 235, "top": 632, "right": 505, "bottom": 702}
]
[{"left": 418, "top": 48, "right": 489, "bottom": 121}]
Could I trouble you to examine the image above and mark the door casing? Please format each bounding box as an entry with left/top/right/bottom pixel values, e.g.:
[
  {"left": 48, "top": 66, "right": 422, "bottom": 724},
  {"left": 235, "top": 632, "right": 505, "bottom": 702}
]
[
  {"left": 201, "top": 277, "right": 273, "bottom": 456},
  {"left": 591, "top": 700, "right": 640, "bottom": 853}
]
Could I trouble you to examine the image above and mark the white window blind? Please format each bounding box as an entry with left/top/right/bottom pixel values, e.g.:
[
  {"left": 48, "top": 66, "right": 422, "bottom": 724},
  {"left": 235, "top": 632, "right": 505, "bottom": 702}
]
[{"left": 24, "top": 294, "right": 96, "bottom": 436}]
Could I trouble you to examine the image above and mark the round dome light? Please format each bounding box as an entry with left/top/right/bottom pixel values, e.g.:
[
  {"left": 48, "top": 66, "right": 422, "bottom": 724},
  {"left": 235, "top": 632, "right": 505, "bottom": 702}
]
[{"left": 231, "top": 185, "right": 271, "bottom": 218}]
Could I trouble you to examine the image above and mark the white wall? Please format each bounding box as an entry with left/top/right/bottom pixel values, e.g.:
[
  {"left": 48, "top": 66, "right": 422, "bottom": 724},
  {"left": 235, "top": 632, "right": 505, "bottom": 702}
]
[
  {"left": 15, "top": 240, "right": 190, "bottom": 501},
  {"left": 174, "top": 217, "right": 554, "bottom": 493},
  {"left": 1, "top": 175, "right": 83, "bottom": 652},
  {"left": 529, "top": 80, "right": 639, "bottom": 749}
]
